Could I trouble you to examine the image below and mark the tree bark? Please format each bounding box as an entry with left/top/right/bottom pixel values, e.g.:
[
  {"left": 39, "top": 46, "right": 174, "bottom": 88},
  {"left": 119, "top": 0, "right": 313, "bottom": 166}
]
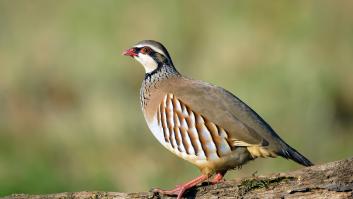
[{"left": 3, "top": 157, "right": 353, "bottom": 199}]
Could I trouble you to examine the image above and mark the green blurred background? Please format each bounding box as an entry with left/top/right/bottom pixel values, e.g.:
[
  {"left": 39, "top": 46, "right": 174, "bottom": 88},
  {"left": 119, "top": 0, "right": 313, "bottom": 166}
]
[{"left": 0, "top": 0, "right": 353, "bottom": 196}]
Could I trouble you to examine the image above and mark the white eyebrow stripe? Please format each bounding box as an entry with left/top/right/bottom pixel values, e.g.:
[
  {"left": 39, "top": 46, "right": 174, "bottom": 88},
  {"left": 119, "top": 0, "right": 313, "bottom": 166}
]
[{"left": 134, "top": 44, "right": 167, "bottom": 58}]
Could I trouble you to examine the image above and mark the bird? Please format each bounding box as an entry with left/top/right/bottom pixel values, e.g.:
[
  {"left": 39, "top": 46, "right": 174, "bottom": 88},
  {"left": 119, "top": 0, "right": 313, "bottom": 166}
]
[{"left": 122, "top": 40, "right": 313, "bottom": 199}]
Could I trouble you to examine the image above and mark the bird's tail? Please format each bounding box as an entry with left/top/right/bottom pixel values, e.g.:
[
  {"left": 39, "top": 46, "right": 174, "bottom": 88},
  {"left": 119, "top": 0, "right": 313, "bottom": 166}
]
[{"left": 279, "top": 144, "right": 313, "bottom": 167}]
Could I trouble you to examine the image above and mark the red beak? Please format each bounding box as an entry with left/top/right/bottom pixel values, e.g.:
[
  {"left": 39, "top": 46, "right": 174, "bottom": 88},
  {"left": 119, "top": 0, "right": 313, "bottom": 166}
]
[{"left": 122, "top": 48, "right": 138, "bottom": 57}]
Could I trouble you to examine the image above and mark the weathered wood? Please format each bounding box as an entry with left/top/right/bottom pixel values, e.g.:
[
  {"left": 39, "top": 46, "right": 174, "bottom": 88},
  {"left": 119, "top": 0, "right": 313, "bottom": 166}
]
[{"left": 3, "top": 157, "right": 353, "bottom": 199}]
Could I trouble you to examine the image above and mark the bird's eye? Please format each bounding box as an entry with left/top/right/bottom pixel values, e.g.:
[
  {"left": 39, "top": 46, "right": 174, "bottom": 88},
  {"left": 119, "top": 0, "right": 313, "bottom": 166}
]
[{"left": 140, "top": 47, "right": 150, "bottom": 54}]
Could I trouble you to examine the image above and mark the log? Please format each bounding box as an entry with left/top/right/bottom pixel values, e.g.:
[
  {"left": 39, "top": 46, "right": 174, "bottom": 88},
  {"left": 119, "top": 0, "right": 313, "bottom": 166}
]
[{"left": 3, "top": 157, "right": 353, "bottom": 199}]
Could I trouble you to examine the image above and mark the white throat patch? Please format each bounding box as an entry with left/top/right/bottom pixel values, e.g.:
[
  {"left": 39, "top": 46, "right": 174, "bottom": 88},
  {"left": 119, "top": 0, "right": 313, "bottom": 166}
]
[{"left": 134, "top": 53, "right": 158, "bottom": 73}]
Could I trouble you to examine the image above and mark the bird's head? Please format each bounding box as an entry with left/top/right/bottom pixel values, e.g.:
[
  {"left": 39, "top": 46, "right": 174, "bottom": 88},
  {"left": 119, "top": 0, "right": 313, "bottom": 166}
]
[{"left": 123, "top": 40, "right": 174, "bottom": 74}]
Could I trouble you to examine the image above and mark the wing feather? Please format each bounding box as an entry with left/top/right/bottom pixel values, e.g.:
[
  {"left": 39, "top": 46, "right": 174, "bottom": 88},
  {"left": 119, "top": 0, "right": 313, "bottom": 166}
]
[{"left": 163, "top": 77, "right": 287, "bottom": 154}]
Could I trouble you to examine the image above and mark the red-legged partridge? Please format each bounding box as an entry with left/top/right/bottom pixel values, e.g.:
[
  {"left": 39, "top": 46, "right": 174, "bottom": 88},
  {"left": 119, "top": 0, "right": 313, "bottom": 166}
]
[{"left": 123, "top": 40, "right": 313, "bottom": 199}]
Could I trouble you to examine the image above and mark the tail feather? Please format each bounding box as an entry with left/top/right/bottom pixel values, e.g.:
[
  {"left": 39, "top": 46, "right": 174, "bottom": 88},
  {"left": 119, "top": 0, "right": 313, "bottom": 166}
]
[{"left": 280, "top": 145, "right": 313, "bottom": 167}]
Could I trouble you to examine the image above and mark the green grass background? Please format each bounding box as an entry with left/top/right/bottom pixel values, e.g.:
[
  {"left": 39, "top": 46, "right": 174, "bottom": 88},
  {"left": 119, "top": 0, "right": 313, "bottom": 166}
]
[{"left": 0, "top": 0, "right": 353, "bottom": 196}]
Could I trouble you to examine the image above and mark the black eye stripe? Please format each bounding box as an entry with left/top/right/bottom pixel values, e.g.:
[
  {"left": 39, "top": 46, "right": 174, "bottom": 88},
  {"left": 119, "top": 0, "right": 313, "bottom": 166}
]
[
  {"left": 135, "top": 46, "right": 168, "bottom": 62},
  {"left": 137, "top": 47, "right": 158, "bottom": 55}
]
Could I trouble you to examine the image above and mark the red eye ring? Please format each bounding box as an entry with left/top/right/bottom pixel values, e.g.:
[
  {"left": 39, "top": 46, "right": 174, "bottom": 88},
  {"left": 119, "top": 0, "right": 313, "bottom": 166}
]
[{"left": 140, "top": 47, "right": 150, "bottom": 54}]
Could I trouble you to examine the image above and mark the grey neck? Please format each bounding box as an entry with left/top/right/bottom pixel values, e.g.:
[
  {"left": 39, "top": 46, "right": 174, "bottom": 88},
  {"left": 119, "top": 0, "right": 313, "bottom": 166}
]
[
  {"left": 140, "top": 64, "right": 180, "bottom": 108},
  {"left": 144, "top": 63, "right": 178, "bottom": 80}
]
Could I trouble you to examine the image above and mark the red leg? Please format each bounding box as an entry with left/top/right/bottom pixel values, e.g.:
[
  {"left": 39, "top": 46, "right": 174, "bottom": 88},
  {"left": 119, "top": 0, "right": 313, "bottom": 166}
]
[
  {"left": 210, "top": 171, "right": 227, "bottom": 184},
  {"left": 153, "top": 174, "right": 208, "bottom": 199}
]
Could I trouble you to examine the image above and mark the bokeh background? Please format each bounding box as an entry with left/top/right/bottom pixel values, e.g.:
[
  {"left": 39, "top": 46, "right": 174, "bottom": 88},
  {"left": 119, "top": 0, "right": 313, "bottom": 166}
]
[{"left": 1, "top": 0, "right": 353, "bottom": 196}]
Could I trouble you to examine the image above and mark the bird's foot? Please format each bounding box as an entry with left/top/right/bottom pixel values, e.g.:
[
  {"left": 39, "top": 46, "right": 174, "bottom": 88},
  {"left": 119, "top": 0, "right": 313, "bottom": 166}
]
[
  {"left": 152, "top": 174, "right": 208, "bottom": 199},
  {"left": 210, "top": 171, "right": 226, "bottom": 185},
  {"left": 152, "top": 186, "right": 185, "bottom": 198}
]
